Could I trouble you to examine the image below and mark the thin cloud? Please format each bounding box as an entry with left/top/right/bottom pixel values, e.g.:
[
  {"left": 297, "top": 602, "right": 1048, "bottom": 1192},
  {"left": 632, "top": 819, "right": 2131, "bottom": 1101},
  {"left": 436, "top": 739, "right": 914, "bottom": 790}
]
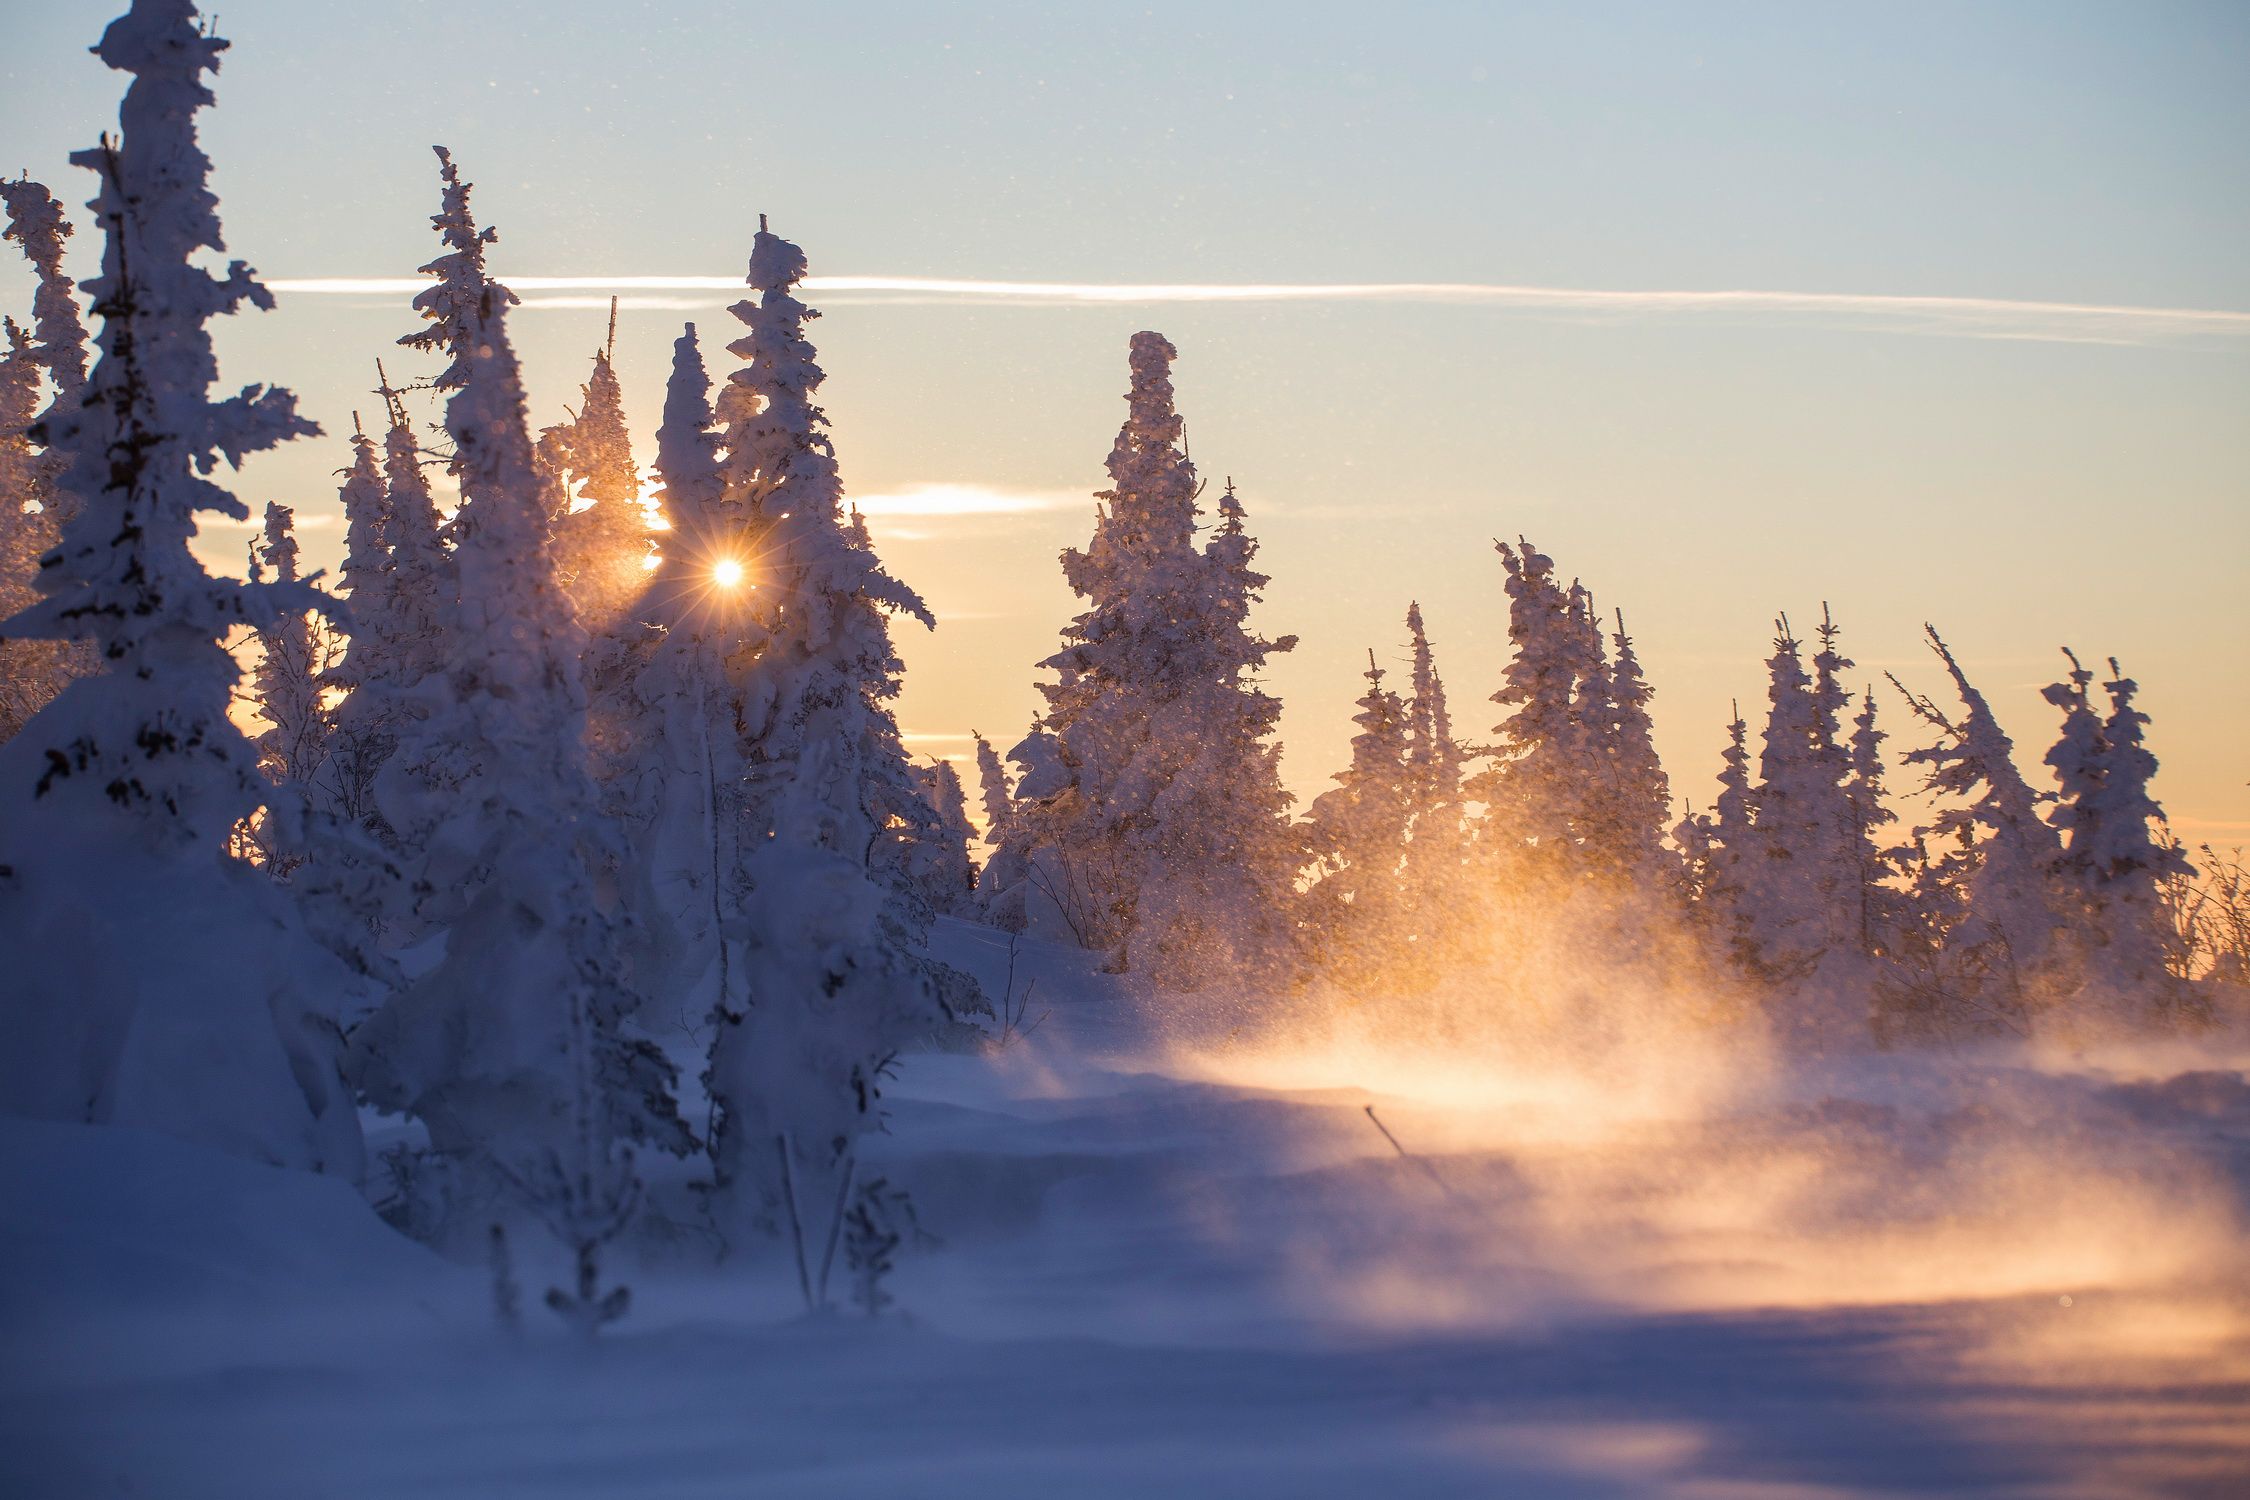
[
  {"left": 849, "top": 482, "right": 1082, "bottom": 518},
  {"left": 262, "top": 275, "right": 2250, "bottom": 346}
]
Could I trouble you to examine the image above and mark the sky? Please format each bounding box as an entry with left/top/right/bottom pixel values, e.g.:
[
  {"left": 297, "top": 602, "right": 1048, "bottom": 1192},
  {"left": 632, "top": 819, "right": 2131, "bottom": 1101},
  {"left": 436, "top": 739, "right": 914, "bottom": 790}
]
[{"left": 4, "top": 0, "right": 2246, "bottom": 834}]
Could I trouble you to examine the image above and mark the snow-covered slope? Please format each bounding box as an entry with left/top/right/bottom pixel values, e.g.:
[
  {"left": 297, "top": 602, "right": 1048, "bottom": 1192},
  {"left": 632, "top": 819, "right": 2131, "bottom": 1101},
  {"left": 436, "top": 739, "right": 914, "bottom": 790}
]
[{"left": 5, "top": 925, "right": 2247, "bottom": 1498}]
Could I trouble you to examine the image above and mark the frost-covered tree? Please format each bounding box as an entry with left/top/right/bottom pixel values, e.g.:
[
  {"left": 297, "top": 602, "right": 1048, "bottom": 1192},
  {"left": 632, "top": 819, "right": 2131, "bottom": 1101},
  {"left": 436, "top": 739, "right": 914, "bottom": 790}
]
[
  {"left": 970, "top": 730, "right": 1035, "bottom": 928},
  {"left": 1680, "top": 702, "right": 1757, "bottom": 945},
  {"left": 1888, "top": 627, "right": 2065, "bottom": 1029},
  {"left": 374, "top": 370, "right": 452, "bottom": 678},
  {"left": 318, "top": 416, "right": 399, "bottom": 828},
  {"left": 1400, "top": 600, "right": 1465, "bottom": 874},
  {"left": 1, "top": 177, "right": 91, "bottom": 409},
  {"left": 1016, "top": 336, "right": 1298, "bottom": 984},
  {"left": 1845, "top": 685, "right": 1902, "bottom": 955},
  {"left": 600, "top": 323, "right": 764, "bottom": 1021},
  {"left": 351, "top": 147, "right": 686, "bottom": 1240},
  {"left": 1306, "top": 649, "right": 1412, "bottom": 953},
  {"left": 0, "top": 0, "right": 361, "bottom": 1176},
  {"left": 2043, "top": 652, "right": 2195, "bottom": 1018},
  {"left": 0, "top": 320, "right": 70, "bottom": 742},
  {"left": 701, "top": 219, "right": 953, "bottom": 1243},
  {"left": 246, "top": 501, "right": 331, "bottom": 798},
  {"left": 892, "top": 758, "right": 978, "bottom": 917},
  {"left": 1585, "top": 607, "right": 1672, "bottom": 877},
  {"left": 551, "top": 303, "right": 650, "bottom": 634},
  {"left": 1467, "top": 538, "right": 1590, "bottom": 869},
  {"left": 1737, "top": 614, "right": 1866, "bottom": 985}
]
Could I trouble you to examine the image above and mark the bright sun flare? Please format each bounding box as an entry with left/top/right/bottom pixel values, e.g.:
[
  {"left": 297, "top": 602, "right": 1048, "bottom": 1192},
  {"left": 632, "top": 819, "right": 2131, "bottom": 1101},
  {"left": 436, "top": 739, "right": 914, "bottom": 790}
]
[{"left": 711, "top": 558, "right": 746, "bottom": 589}]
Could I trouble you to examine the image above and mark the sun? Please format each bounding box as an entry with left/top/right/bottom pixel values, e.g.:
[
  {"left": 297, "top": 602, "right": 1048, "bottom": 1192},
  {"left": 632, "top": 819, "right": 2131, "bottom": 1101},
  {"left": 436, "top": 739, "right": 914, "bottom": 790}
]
[{"left": 711, "top": 557, "right": 746, "bottom": 589}]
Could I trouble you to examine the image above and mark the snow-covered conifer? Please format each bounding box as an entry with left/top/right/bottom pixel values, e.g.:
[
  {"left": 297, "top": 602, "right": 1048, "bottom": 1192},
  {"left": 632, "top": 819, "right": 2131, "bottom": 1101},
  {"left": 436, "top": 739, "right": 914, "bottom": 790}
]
[
  {"left": 1888, "top": 627, "right": 2065, "bottom": 1025},
  {"left": 701, "top": 220, "right": 953, "bottom": 1241},
  {"left": 601, "top": 322, "right": 764, "bottom": 1018},
  {"left": 894, "top": 758, "right": 978, "bottom": 917},
  {"left": 1015, "top": 338, "right": 1298, "bottom": 983},
  {"left": 1306, "top": 650, "right": 1412, "bottom": 947},
  {"left": 2044, "top": 653, "right": 2195, "bottom": 1016},
  {"left": 1, "top": 177, "right": 92, "bottom": 410},
  {"left": 1592, "top": 608, "right": 1672, "bottom": 876},
  {"left": 1400, "top": 601, "right": 1466, "bottom": 876},
  {"left": 1467, "top": 538, "right": 1589, "bottom": 869},
  {"left": 551, "top": 304, "right": 650, "bottom": 633},
  {"left": 351, "top": 148, "right": 686, "bottom": 1237},
  {"left": 0, "top": 0, "right": 361, "bottom": 1175},
  {"left": 0, "top": 320, "right": 71, "bottom": 741},
  {"left": 246, "top": 501, "right": 331, "bottom": 797}
]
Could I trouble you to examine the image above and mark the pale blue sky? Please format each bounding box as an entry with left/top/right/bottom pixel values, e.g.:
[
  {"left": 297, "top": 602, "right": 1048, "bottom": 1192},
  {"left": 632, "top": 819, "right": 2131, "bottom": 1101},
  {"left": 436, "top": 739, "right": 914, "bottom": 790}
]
[{"left": 5, "top": 1, "right": 2246, "bottom": 829}]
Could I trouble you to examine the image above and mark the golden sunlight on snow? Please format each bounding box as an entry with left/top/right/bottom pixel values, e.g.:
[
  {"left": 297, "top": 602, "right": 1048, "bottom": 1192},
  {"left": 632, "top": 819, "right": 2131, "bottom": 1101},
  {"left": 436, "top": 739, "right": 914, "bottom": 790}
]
[{"left": 710, "top": 557, "right": 746, "bottom": 590}]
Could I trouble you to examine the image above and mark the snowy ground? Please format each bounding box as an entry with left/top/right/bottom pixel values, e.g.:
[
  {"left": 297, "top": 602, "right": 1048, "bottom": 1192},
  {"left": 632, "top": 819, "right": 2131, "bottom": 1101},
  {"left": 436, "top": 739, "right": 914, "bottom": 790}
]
[{"left": 6, "top": 922, "right": 2248, "bottom": 1498}]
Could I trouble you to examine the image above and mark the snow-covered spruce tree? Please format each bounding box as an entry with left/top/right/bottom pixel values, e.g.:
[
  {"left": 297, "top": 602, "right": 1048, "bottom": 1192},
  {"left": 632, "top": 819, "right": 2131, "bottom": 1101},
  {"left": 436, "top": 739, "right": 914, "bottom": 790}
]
[
  {"left": 1018, "top": 336, "right": 1298, "bottom": 984},
  {"left": 1678, "top": 702, "right": 1758, "bottom": 957},
  {"left": 701, "top": 219, "right": 955, "bottom": 1247},
  {"left": 1126, "top": 476, "right": 1299, "bottom": 983},
  {"left": 317, "top": 415, "right": 398, "bottom": 829},
  {"left": 599, "top": 323, "right": 766, "bottom": 1025},
  {"left": 1399, "top": 600, "right": 1466, "bottom": 883},
  {"left": 551, "top": 303, "right": 651, "bottom": 635},
  {"left": 245, "top": 501, "right": 333, "bottom": 807},
  {"left": 1, "top": 179, "right": 97, "bottom": 737},
  {"left": 1885, "top": 627, "right": 2065, "bottom": 1032},
  {"left": 1845, "top": 684, "right": 1904, "bottom": 954},
  {"left": 1305, "top": 649, "right": 1412, "bottom": 968},
  {"left": 374, "top": 372, "right": 452, "bottom": 679},
  {"left": 0, "top": 177, "right": 92, "bottom": 409},
  {"left": 1588, "top": 607, "right": 1672, "bottom": 878},
  {"left": 2043, "top": 653, "right": 2196, "bottom": 1022},
  {"left": 970, "top": 730, "right": 1036, "bottom": 929},
  {"left": 0, "top": 321, "right": 68, "bottom": 742},
  {"left": 892, "top": 758, "right": 978, "bottom": 917},
  {"left": 350, "top": 148, "right": 688, "bottom": 1243},
  {"left": 1737, "top": 617, "right": 1837, "bottom": 982},
  {"left": 0, "top": 0, "right": 362, "bottom": 1175},
  {"left": 1466, "top": 538, "right": 1590, "bottom": 876}
]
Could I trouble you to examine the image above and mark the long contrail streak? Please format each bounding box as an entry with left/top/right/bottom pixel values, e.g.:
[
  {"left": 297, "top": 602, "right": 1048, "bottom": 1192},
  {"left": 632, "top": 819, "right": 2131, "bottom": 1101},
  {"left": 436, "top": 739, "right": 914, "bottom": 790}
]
[{"left": 262, "top": 273, "right": 2250, "bottom": 346}]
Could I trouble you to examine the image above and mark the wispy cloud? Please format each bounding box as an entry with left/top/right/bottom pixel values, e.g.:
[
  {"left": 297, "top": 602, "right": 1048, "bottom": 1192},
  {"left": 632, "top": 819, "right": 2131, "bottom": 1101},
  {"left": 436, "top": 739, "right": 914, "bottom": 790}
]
[
  {"left": 262, "top": 274, "right": 2250, "bottom": 346},
  {"left": 849, "top": 482, "right": 1082, "bottom": 518}
]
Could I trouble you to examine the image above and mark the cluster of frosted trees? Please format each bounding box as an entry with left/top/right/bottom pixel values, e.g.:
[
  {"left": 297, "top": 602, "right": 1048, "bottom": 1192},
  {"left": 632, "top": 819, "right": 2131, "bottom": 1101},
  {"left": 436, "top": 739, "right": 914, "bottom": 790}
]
[
  {"left": 0, "top": 4, "right": 2229, "bottom": 1323},
  {"left": 958, "top": 333, "right": 2221, "bottom": 1042},
  {"left": 0, "top": 0, "right": 976, "bottom": 1323}
]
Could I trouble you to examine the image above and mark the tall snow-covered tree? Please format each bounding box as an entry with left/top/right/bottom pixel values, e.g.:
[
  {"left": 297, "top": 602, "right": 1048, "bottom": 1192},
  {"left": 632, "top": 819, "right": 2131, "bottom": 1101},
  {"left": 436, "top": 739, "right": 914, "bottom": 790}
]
[
  {"left": 1400, "top": 600, "right": 1465, "bottom": 877},
  {"left": 0, "top": 0, "right": 361, "bottom": 1175},
  {"left": 1, "top": 179, "right": 97, "bottom": 737},
  {"left": 1680, "top": 702, "right": 1757, "bottom": 946},
  {"left": 0, "top": 320, "right": 69, "bottom": 742},
  {"left": 701, "top": 219, "right": 953, "bottom": 1242},
  {"left": 1845, "top": 684, "right": 1902, "bottom": 954},
  {"left": 319, "top": 416, "right": 398, "bottom": 829},
  {"left": 1, "top": 177, "right": 91, "bottom": 410},
  {"left": 1889, "top": 627, "right": 2065, "bottom": 1028},
  {"left": 1016, "top": 335, "right": 1298, "bottom": 983},
  {"left": 374, "top": 370, "right": 452, "bottom": 681},
  {"left": 1467, "top": 538, "right": 1590, "bottom": 870},
  {"left": 601, "top": 323, "right": 764, "bottom": 1021},
  {"left": 1739, "top": 614, "right": 1866, "bottom": 986},
  {"left": 551, "top": 303, "right": 650, "bottom": 634},
  {"left": 2043, "top": 652, "right": 2195, "bottom": 1019},
  {"left": 891, "top": 758, "right": 978, "bottom": 917},
  {"left": 1306, "top": 649, "right": 1412, "bottom": 953},
  {"left": 1584, "top": 607, "right": 1672, "bottom": 877},
  {"left": 246, "top": 500, "right": 331, "bottom": 798},
  {"left": 351, "top": 146, "right": 687, "bottom": 1241}
]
